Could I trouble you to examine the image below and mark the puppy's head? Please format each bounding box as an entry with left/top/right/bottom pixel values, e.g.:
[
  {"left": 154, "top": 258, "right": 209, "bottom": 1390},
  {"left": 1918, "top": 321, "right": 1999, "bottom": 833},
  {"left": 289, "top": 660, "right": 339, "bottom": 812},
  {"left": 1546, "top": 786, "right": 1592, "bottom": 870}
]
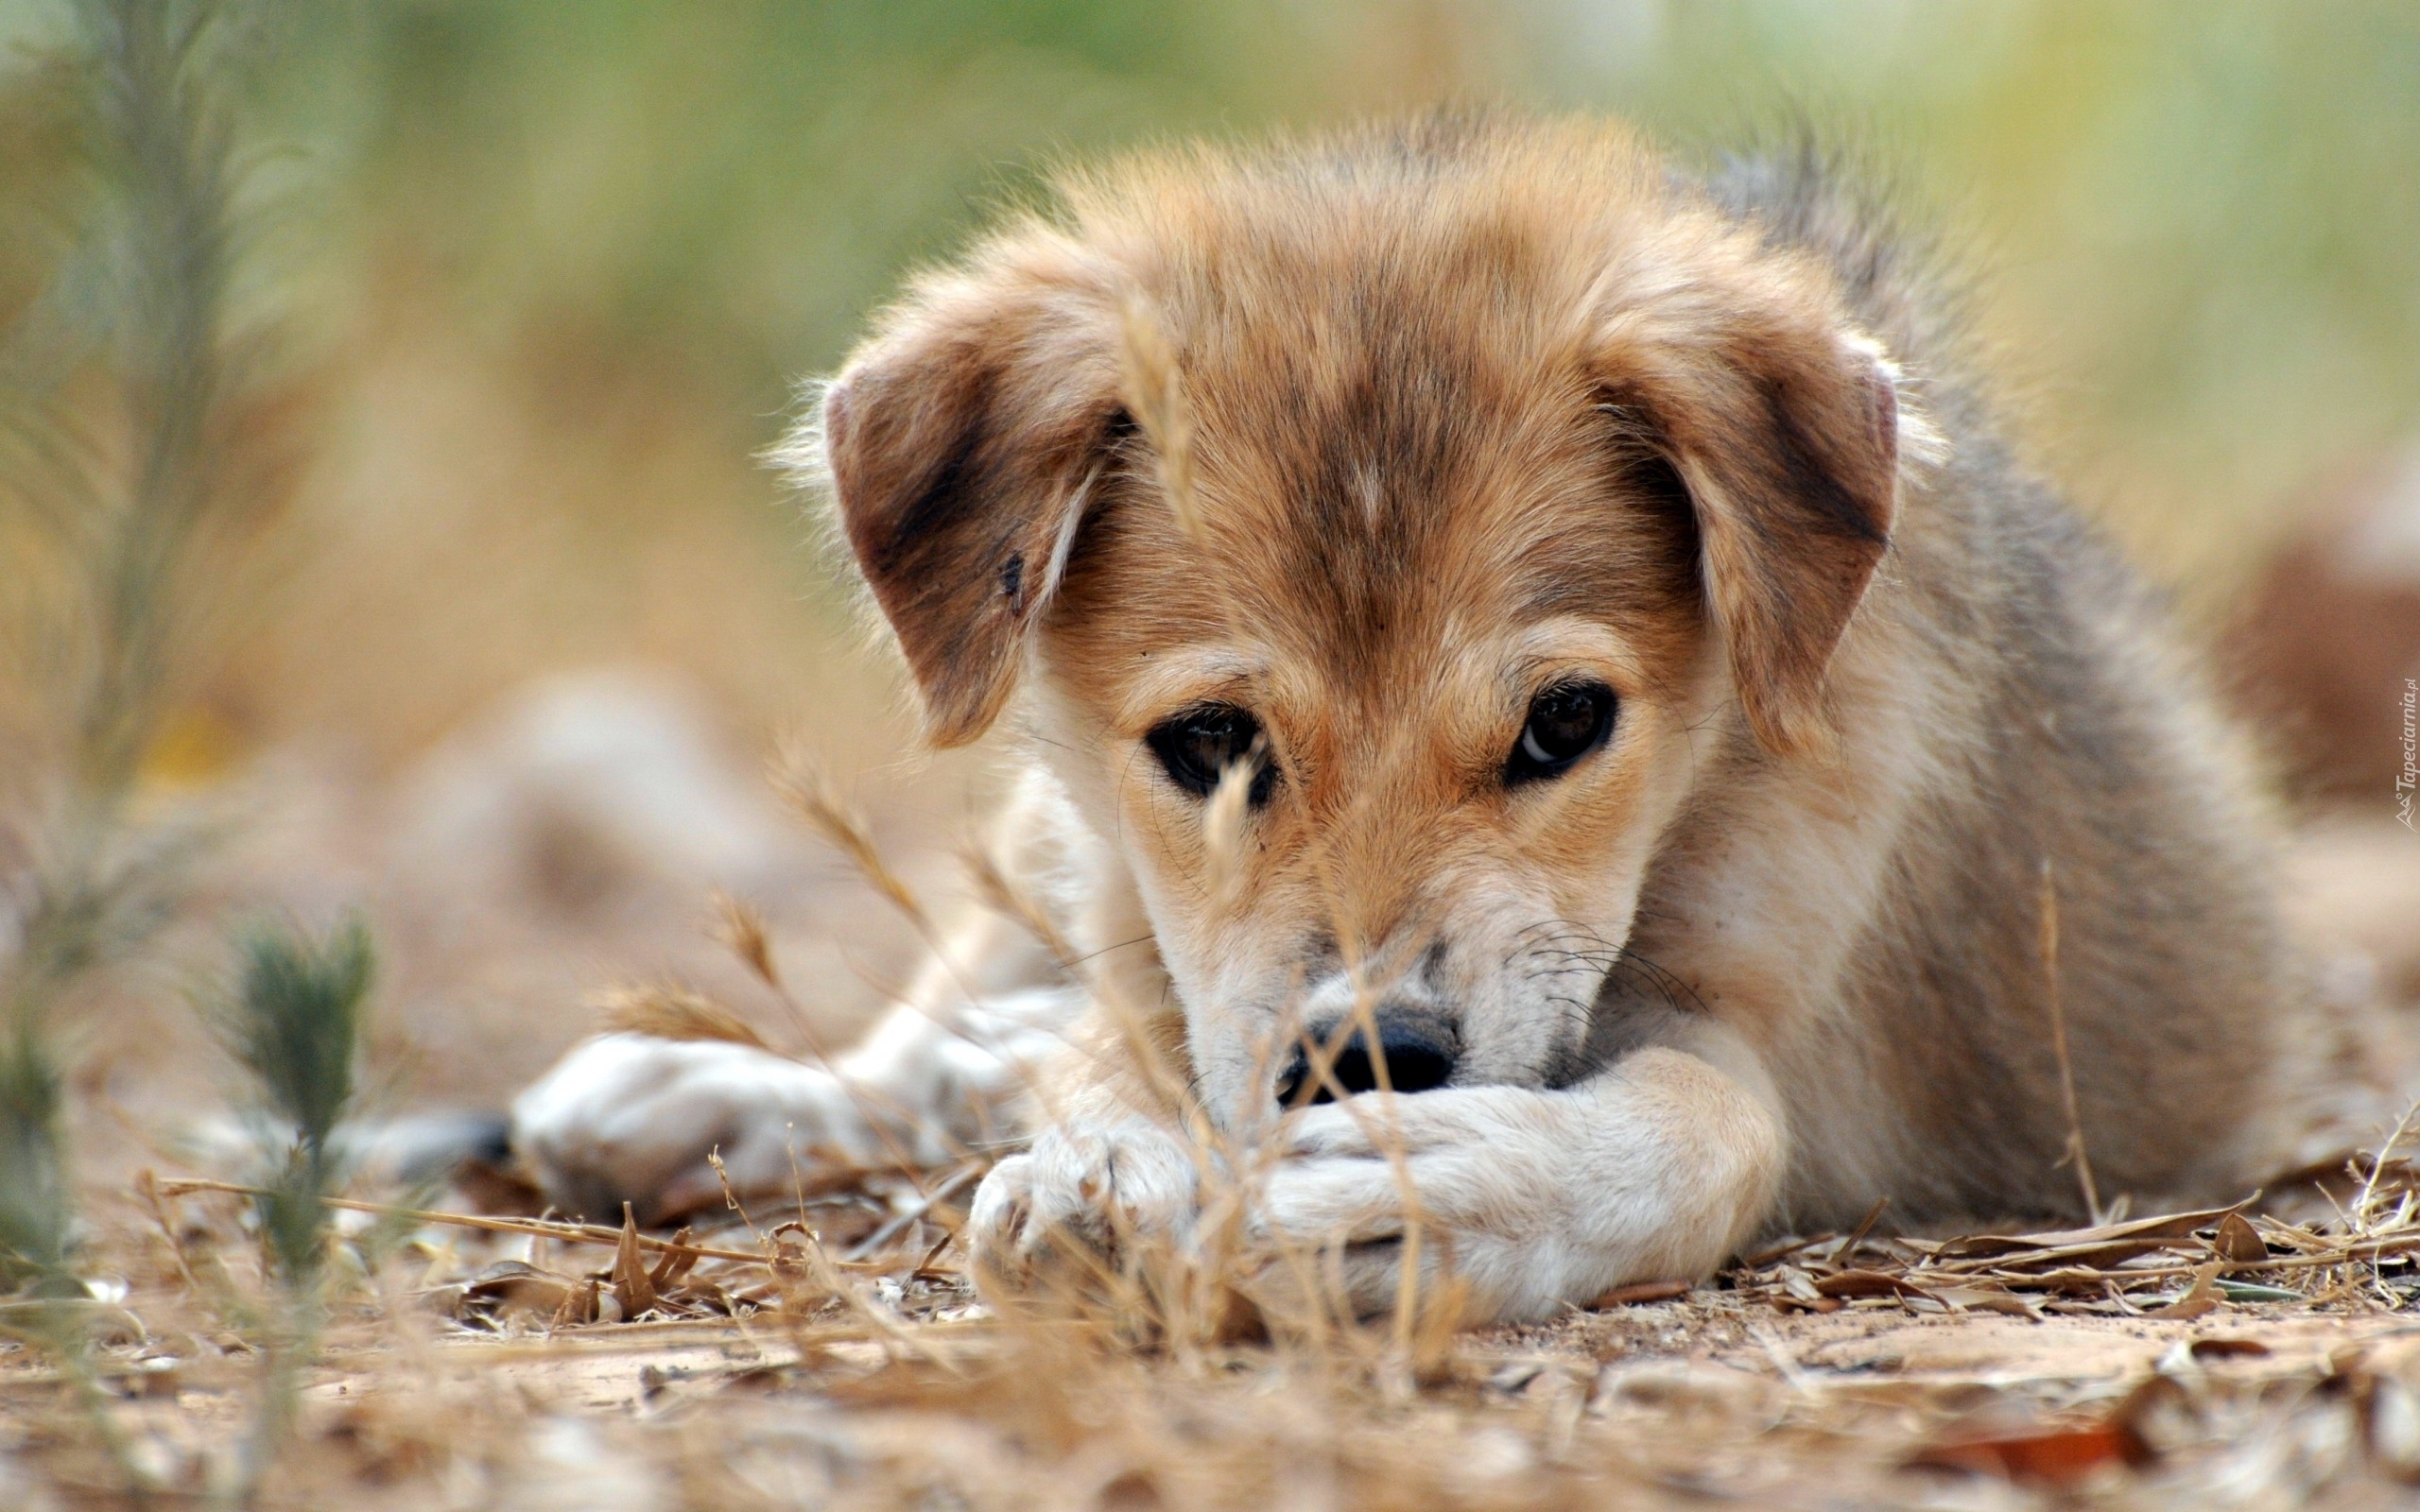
[{"left": 804, "top": 118, "right": 1915, "bottom": 1128}]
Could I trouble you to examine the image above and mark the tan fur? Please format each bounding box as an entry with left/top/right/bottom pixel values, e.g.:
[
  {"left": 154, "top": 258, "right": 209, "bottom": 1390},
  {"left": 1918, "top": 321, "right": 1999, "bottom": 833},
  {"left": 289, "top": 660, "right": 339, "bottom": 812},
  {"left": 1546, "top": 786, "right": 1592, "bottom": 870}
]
[{"left": 514, "top": 113, "right": 2405, "bottom": 1324}]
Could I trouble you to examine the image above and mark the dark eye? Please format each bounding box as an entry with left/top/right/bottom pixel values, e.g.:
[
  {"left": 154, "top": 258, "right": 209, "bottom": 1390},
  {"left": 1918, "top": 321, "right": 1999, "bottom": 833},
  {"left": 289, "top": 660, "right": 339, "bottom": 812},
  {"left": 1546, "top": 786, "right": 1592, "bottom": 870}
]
[
  {"left": 1146, "top": 704, "right": 1277, "bottom": 804},
  {"left": 1506, "top": 680, "right": 1616, "bottom": 784}
]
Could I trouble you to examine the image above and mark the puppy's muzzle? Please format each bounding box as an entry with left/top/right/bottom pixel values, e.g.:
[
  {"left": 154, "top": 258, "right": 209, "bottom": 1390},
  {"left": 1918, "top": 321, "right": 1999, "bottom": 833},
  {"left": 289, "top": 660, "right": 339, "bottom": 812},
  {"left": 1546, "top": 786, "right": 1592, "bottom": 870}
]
[{"left": 1275, "top": 1017, "right": 1458, "bottom": 1106}]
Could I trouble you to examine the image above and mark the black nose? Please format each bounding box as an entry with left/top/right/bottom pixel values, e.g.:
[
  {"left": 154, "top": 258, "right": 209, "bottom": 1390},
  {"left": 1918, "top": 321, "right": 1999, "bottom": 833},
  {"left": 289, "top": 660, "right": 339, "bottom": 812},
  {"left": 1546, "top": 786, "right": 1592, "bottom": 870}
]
[{"left": 1276, "top": 1022, "right": 1457, "bottom": 1106}]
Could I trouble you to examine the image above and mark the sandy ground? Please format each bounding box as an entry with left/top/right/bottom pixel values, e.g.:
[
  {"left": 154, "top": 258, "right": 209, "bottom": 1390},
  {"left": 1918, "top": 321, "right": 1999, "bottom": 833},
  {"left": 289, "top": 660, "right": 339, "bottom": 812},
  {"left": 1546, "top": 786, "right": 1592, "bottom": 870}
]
[
  {"left": 8, "top": 664, "right": 2418, "bottom": 1509},
  {"left": 16, "top": 1191, "right": 2420, "bottom": 1511}
]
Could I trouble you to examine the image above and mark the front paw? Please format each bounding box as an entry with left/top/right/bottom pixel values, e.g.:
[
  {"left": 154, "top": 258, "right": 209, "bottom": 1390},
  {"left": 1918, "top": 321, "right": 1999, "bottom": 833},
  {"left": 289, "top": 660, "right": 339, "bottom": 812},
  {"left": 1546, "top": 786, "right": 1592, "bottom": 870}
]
[
  {"left": 968, "top": 1119, "right": 1202, "bottom": 1292},
  {"left": 1253, "top": 1083, "right": 1758, "bottom": 1323},
  {"left": 510, "top": 1033, "right": 889, "bottom": 1222}
]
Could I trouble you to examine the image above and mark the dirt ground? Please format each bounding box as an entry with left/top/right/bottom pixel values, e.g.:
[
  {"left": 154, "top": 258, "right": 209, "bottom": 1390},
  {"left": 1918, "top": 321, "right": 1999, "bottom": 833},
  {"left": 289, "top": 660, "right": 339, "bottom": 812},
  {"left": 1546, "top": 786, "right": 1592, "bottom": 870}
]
[
  {"left": 15, "top": 1179, "right": 2420, "bottom": 1510},
  {"left": 8, "top": 667, "right": 2420, "bottom": 1510}
]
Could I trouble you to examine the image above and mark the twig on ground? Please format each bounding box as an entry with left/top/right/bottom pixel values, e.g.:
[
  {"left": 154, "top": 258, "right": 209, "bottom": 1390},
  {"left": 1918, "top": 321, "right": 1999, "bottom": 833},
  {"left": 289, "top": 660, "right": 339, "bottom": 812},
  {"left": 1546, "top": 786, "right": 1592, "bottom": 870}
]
[
  {"left": 2040, "top": 858, "right": 2102, "bottom": 1223},
  {"left": 150, "top": 1177, "right": 893, "bottom": 1272}
]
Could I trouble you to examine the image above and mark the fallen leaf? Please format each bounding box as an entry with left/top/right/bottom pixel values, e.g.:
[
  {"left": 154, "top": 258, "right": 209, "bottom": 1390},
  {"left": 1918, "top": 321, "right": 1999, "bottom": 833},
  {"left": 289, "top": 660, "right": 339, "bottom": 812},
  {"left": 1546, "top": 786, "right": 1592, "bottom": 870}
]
[
  {"left": 1928, "top": 1205, "right": 2244, "bottom": 1269},
  {"left": 1815, "top": 1270, "right": 1934, "bottom": 1301},
  {"left": 2216, "top": 1279, "right": 2305, "bottom": 1303},
  {"left": 1910, "top": 1424, "right": 2145, "bottom": 1484},
  {"left": 648, "top": 1225, "right": 700, "bottom": 1292},
  {"left": 613, "top": 1204, "right": 660, "bottom": 1319},
  {"left": 1931, "top": 1286, "right": 2043, "bottom": 1318},
  {"left": 440, "top": 1261, "right": 585, "bottom": 1325},
  {"left": 2187, "top": 1337, "right": 2272, "bottom": 1361},
  {"left": 551, "top": 1276, "right": 601, "bottom": 1328},
  {"left": 2211, "top": 1211, "right": 2268, "bottom": 1264},
  {"left": 2146, "top": 1263, "right": 2221, "bottom": 1319},
  {"left": 1589, "top": 1280, "right": 1692, "bottom": 1308},
  {"left": 1774, "top": 1296, "right": 1846, "bottom": 1314}
]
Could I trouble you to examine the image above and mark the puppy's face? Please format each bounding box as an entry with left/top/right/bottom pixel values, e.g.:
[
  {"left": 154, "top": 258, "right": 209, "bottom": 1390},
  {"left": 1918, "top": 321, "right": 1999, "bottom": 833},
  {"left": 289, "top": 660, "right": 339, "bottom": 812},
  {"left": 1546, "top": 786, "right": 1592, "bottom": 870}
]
[
  {"left": 812, "top": 121, "right": 1907, "bottom": 1129},
  {"left": 1030, "top": 325, "right": 1713, "bottom": 1127}
]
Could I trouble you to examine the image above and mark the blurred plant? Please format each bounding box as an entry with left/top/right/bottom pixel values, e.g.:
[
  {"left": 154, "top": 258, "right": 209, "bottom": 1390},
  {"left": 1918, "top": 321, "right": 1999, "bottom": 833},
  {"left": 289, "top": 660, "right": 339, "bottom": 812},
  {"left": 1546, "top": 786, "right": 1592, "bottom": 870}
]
[
  {"left": 0, "top": 0, "right": 287, "bottom": 1263},
  {"left": 0, "top": 1016, "right": 72, "bottom": 1296},
  {"left": 216, "top": 914, "right": 370, "bottom": 1286},
  {"left": 207, "top": 914, "right": 371, "bottom": 1503},
  {"left": 0, "top": 0, "right": 296, "bottom": 1493}
]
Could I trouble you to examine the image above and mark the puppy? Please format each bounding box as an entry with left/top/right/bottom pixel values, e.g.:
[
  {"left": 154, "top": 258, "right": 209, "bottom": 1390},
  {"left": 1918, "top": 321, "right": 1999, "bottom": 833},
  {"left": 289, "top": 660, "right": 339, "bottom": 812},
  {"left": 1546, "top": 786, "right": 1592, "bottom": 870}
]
[{"left": 512, "top": 114, "right": 2393, "bottom": 1324}]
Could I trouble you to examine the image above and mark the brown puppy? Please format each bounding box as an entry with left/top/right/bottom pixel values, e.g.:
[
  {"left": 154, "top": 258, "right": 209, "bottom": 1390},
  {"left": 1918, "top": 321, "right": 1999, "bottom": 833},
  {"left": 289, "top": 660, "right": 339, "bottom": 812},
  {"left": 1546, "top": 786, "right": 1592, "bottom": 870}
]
[{"left": 512, "top": 113, "right": 2395, "bottom": 1322}]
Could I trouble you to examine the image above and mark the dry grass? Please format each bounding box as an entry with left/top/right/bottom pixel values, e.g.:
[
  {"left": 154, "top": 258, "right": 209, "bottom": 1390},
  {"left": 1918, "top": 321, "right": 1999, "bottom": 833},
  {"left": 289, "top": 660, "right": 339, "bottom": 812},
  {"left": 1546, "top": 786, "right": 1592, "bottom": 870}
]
[
  {"left": 8, "top": 773, "right": 2418, "bottom": 1508},
  {"left": 4, "top": 1124, "right": 2420, "bottom": 1508}
]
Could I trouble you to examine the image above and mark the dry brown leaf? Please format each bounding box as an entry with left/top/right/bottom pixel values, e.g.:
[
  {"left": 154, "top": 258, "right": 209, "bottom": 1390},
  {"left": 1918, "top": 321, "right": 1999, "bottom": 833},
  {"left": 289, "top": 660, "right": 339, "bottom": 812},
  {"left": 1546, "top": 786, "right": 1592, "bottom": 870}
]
[
  {"left": 2146, "top": 1262, "right": 2222, "bottom": 1319},
  {"left": 614, "top": 1204, "right": 661, "bottom": 1318},
  {"left": 1928, "top": 1204, "right": 2245, "bottom": 1270},
  {"left": 1910, "top": 1422, "right": 2148, "bottom": 1484},
  {"left": 2188, "top": 1336, "right": 2272, "bottom": 1360},
  {"left": 648, "top": 1225, "right": 702, "bottom": 1292},
  {"left": 1115, "top": 293, "right": 1201, "bottom": 542},
  {"left": 2013, "top": 1265, "right": 2142, "bottom": 1295},
  {"left": 552, "top": 1276, "right": 602, "bottom": 1329},
  {"left": 1588, "top": 1280, "right": 1692, "bottom": 1308},
  {"left": 2213, "top": 1211, "right": 2268, "bottom": 1264},
  {"left": 1815, "top": 1269, "right": 1936, "bottom": 1301},
  {"left": 1931, "top": 1286, "right": 2043, "bottom": 1318},
  {"left": 435, "top": 1261, "right": 591, "bottom": 1326}
]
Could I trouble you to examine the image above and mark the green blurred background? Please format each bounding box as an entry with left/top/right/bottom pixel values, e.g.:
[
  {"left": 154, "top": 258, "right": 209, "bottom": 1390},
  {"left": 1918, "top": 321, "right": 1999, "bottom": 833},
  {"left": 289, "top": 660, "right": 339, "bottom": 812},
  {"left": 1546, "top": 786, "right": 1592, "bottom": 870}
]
[{"left": 7, "top": 0, "right": 2420, "bottom": 768}]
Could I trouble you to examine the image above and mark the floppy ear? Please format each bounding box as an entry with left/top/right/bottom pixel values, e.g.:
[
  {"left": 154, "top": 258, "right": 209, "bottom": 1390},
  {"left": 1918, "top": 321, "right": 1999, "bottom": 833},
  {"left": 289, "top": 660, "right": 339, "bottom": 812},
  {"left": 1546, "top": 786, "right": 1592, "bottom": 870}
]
[
  {"left": 810, "top": 257, "right": 1121, "bottom": 747},
  {"left": 1594, "top": 282, "right": 1910, "bottom": 755}
]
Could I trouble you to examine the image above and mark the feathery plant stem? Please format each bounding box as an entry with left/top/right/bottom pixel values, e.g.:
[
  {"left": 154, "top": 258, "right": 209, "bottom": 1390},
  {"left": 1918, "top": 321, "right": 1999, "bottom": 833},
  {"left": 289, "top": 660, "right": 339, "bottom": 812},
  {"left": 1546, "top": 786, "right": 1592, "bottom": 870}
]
[
  {"left": 1, "top": 0, "right": 251, "bottom": 1259},
  {"left": 0, "top": 2, "right": 270, "bottom": 1498},
  {"left": 77, "top": 0, "right": 233, "bottom": 802},
  {"left": 218, "top": 915, "right": 370, "bottom": 1283},
  {"left": 0, "top": 0, "right": 258, "bottom": 1249},
  {"left": 211, "top": 915, "right": 372, "bottom": 1505},
  {"left": 0, "top": 1023, "right": 71, "bottom": 1295}
]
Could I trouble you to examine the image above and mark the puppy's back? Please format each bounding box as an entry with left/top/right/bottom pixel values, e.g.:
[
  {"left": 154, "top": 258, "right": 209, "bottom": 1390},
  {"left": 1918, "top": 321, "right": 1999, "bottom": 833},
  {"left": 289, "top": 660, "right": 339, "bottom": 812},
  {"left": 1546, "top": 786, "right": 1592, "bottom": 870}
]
[{"left": 1700, "top": 143, "right": 2393, "bottom": 1220}]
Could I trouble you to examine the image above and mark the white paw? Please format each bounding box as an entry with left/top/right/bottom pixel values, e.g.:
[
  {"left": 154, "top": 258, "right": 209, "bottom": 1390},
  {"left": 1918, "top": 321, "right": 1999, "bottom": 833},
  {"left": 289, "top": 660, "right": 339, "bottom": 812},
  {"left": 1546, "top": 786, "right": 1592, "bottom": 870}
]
[
  {"left": 968, "top": 1119, "right": 1202, "bottom": 1287},
  {"left": 510, "top": 1034, "right": 890, "bottom": 1222},
  {"left": 1247, "top": 1083, "right": 1755, "bottom": 1322}
]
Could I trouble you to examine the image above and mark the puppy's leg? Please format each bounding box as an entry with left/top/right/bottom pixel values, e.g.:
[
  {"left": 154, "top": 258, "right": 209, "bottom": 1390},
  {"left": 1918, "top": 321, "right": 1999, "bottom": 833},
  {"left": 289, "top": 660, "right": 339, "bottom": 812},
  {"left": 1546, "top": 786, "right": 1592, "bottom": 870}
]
[
  {"left": 969, "top": 1099, "right": 1206, "bottom": 1287},
  {"left": 513, "top": 775, "right": 1093, "bottom": 1220},
  {"left": 1254, "top": 1020, "right": 1784, "bottom": 1324},
  {"left": 512, "top": 954, "right": 1082, "bottom": 1220}
]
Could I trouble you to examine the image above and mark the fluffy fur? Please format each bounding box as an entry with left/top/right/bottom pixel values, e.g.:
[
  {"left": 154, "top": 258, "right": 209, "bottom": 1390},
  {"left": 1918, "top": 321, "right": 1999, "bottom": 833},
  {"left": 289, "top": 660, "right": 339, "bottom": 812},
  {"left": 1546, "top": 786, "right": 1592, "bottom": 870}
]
[{"left": 512, "top": 114, "right": 2395, "bottom": 1324}]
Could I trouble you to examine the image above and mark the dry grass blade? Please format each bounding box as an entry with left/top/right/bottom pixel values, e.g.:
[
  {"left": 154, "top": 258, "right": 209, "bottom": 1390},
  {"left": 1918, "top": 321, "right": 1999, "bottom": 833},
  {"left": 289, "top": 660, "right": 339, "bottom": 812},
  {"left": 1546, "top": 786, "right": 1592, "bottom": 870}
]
[
  {"left": 1201, "top": 756, "right": 1253, "bottom": 907},
  {"left": 1116, "top": 292, "right": 1201, "bottom": 544},
  {"left": 2351, "top": 1105, "right": 2420, "bottom": 1237},
  {"left": 959, "top": 843, "right": 1079, "bottom": 970},
  {"left": 769, "top": 743, "right": 929, "bottom": 934},
  {"left": 596, "top": 982, "right": 771, "bottom": 1051},
  {"left": 1831, "top": 1196, "right": 1889, "bottom": 1266},
  {"left": 150, "top": 1177, "right": 850, "bottom": 1269},
  {"left": 694, "top": 887, "right": 951, "bottom": 1190},
  {"left": 959, "top": 840, "right": 1192, "bottom": 1127},
  {"left": 710, "top": 888, "right": 782, "bottom": 992},
  {"left": 2039, "top": 858, "right": 2101, "bottom": 1222}
]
